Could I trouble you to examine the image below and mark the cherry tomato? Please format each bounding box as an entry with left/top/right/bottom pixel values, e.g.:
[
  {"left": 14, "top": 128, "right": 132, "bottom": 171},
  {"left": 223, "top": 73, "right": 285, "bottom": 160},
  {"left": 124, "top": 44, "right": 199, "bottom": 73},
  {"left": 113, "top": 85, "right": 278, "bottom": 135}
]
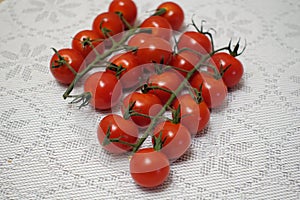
[
  {"left": 127, "top": 33, "right": 155, "bottom": 47},
  {"left": 106, "top": 52, "right": 142, "bottom": 89},
  {"left": 50, "top": 48, "right": 85, "bottom": 85},
  {"left": 147, "top": 70, "right": 182, "bottom": 105},
  {"left": 136, "top": 36, "right": 173, "bottom": 65},
  {"left": 210, "top": 52, "right": 244, "bottom": 88},
  {"left": 140, "top": 16, "right": 172, "bottom": 41},
  {"left": 84, "top": 71, "right": 123, "bottom": 110},
  {"left": 108, "top": 0, "right": 137, "bottom": 27},
  {"left": 170, "top": 51, "right": 201, "bottom": 77},
  {"left": 155, "top": 1, "right": 184, "bottom": 31},
  {"left": 173, "top": 94, "right": 210, "bottom": 134},
  {"left": 178, "top": 31, "right": 212, "bottom": 54},
  {"left": 71, "top": 29, "right": 104, "bottom": 63},
  {"left": 92, "top": 12, "right": 124, "bottom": 41},
  {"left": 130, "top": 148, "right": 170, "bottom": 187},
  {"left": 190, "top": 72, "right": 227, "bottom": 108},
  {"left": 122, "top": 92, "right": 162, "bottom": 128},
  {"left": 152, "top": 121, "right": 191, "bottom": 160},
  {"left": 97, "top": 114, "right": 138, "bottom": 154}
]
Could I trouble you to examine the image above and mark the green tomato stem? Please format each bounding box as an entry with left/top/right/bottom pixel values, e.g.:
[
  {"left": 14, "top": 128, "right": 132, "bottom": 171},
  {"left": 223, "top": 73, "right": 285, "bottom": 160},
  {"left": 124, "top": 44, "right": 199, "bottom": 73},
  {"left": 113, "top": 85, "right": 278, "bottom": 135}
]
[
  {"left": 62, "top": 28, "right": 146, "bottom": 99},
  {"left": 132, "top": 54, "right": 211, "bottom": 153}
]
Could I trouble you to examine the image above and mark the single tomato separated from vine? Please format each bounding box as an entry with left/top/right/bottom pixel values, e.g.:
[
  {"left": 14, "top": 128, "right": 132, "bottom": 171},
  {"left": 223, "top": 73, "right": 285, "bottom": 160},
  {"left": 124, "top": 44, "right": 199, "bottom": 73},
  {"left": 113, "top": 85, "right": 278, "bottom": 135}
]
[
  {"left": 106, "top": 52, "right": 142, "bottom": 89},
  {"left": 98, "top": 114, "right": 138, "bottom": 154},
  {"left": 154, "top": 1, "right": 184, "bottom": 31},
  {"left": 122, "top": 92, "right": 162, "bottom": 128},
  {"left": 152, "top": 121, "right": 191, "bottom": 160},
  {"left": 140, "top": 16, "right": 173, "bottom": 41},
  {"left": 50, "top": 48, "right": 85, "bottom": 85},
  {"left": 130, "top": 148, "right": 170, "bottom": 188},
  {"left": 210, "top": 52, "right": 244, "bottom": 88},
  {"left": 109, "top": 0, "right": 137, "bottom": 27},
  {"left": 84, "top": 71, "right": 123, "bottom": 110},
  {"left": 173, "top": 94, "right": 210, "bottom": 134}
]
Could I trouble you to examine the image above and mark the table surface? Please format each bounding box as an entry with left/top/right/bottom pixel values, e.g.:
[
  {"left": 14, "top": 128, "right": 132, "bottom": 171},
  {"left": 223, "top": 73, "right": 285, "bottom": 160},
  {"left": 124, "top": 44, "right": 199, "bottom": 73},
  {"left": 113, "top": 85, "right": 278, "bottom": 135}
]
[{"left": 0, "top": 0, "right": 299, "bottom": 199}]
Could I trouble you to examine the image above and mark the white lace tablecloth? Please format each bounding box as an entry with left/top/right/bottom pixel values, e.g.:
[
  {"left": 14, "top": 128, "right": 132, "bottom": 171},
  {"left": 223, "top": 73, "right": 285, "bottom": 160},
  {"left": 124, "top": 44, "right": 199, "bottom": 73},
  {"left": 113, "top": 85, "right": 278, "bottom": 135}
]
[{"left": 0, "top": 0, "right": 299, "bottom": 199}]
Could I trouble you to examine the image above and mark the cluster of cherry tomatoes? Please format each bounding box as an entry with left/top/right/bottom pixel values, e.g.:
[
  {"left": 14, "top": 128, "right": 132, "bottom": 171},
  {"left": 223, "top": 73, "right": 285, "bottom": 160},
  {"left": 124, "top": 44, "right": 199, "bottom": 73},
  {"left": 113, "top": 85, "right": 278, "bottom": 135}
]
[{"left": 50, "top": 0, "right": 245, "bottom": 188}]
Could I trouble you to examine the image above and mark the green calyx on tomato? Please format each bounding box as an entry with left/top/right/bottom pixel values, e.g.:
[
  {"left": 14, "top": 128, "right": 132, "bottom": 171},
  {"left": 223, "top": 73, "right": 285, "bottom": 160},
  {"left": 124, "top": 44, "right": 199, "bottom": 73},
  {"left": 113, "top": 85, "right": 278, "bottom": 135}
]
[
  {"left": 50, "top": 48, "right": 77, "bottom": 76},
  {"left": 50, "top": 48, "right": 65, "bottom": 68},
  {"left": 152, "top": 131, "right": 167, "bottom": 151},
  {"left": 107, "top": 62, "right": 126, "bottom": 78},
  {"left": 102, "top": 124, "right": 136, "bottom": 147},
  {"left": 228, "top": 38, "right": 246, "bottom": 57},
  {"left": 171, "top": 104, "right": 181, "bottom": 124}
]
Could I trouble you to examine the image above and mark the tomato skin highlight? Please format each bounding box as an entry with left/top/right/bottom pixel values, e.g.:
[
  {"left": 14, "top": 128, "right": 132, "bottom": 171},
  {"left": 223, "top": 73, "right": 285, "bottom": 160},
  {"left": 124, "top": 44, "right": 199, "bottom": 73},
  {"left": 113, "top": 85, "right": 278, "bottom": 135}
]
[
  {"left": 190, "top": 73, "right": 227, "bottom": 108},
  {"left": 122, "top": 92, "right": 162, "bottom": 128},
  {"left": 127, "top": 33, "right": 155, "bottom": 48},
  {"left": 178, "top": 31, "right": 212, "bottom": 54},
  {"left": 136, "top": 36, "right": 173, "bottom": 65},
  {"left": 71, "top": 29, "right": 104, "bottom": 63},
  {"left": 97, "top": 114, "right": 138, "bottom": 154},
  {"left": 210, "top": 52, "right": 244, "bottom": 88},
  {"left": 140, "top": 16, "right": 173, "bottom": 41},
  {"left": 147, "top": 70, "right": 182, "bottom": 105},
  {"left": 109, "top": 0, "right": 137, "bottom": 26},
  {"left": 106, "top": 52, "right": 142, "bottom": 89},
  {"left": 84, "top": 71, "right": 123, "bottom": 110},
  {"left": 92, "top": 12, "right": 124, "bottom": 40},
  {"left": 152, "top": 121, "right": 191, "bottom": 160},
  {"left": 156, "top": 1, "right": 184, "bottom": 31},
  {"left": 170, "top": 51, "right": 201, "bottom": 77},
  {"left": 130, "top": 148, "right": 170, "bottom": 188},
  {"left": 173, "top": 94, "right": 210, "bottom": 134},
  {"left": 50, "top": 48, "right": 85, "bottom": 85}
]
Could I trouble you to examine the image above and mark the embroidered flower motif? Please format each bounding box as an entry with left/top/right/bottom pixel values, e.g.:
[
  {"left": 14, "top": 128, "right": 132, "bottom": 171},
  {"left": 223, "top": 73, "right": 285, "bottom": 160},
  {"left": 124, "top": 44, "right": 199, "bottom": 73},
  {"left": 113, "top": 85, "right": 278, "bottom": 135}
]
[
  {"left": 21, "top": 0, "right": 81, "bottom": 23},
  {"left": 0, "top": 43, "right": 48, "bottom": 81}
]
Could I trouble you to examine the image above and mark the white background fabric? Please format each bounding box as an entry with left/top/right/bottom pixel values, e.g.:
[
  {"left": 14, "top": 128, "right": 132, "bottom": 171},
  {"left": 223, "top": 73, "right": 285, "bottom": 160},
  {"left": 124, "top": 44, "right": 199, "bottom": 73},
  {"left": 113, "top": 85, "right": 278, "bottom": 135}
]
[{"left": 0, "top": 0, "right": 299, "bottom": 199}]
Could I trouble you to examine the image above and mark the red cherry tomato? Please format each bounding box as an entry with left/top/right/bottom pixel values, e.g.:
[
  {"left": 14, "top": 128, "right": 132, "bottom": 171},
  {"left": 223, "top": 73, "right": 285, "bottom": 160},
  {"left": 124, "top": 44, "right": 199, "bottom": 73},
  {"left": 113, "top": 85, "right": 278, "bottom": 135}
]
[
  {"left": 147, "top": 70, "right": 182, "bottom": 105},
  {"left": 50, "top": 48, "right": 85, "bottom": 85},
  {"left": 170, "top": 51, "right": 201, "bottom": 77},
  {"left": 178, "top": 31, "right": 212, "bottom": 54},
  {"left": 210, "top": 52, "right": 244, "bottom": 88},
  {"left": 130, "top": 148, "right": 170, "bottom": 187},
  {"left": 140, "top": 16, "right": 172, "bottom": 41},
  {"left": 108, "top": 0, "right": 137, "bottom": 27},
  {"left": 92, "top": 12, "right": 124, "bottom": 40},
  {"left": 106, "top": 52, "right": 142, "bottom": 89},
  {"left": 152, "top": 121, "right": 191, "bottom": 160},
  {"left": 127, "top": 33, "right": 155, "bottom": 47},
  {"left": 71, "top": 29, "right": 104, "bottom": 63},
  {"left": 84, "top": 71, "right": 123, "bottom": 110},
  {"left": 173, "top": 94, "right": 210, "bottom": 134},
  {"left": 122, "top": 92, "right": 162, "bottom": 128},
  {"left": 136, "top": 36, "right": 173, "bottom": 65},
  {"left": 155, "top": 1, "right": 184, "bottom": 31},
  {"left": 97, "top": 114, "right": 138, "bottom": 154},
  {"left": 190, "top": 72, "right": 227, "bottom": 108}
]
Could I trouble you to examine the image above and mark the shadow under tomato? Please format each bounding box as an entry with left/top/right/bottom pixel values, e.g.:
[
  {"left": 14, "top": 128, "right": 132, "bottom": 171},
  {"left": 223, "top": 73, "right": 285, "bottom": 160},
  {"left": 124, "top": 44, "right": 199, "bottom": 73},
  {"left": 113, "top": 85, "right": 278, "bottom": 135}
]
[
  {"left": 227, "top": 77, "right": 246, "bottom": 93},
  {"left": 171, "top": 148, "right": 192, "bottom": 164},
  {"left": 134, "top": 170, "right": 173, "bottom": 192}
]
